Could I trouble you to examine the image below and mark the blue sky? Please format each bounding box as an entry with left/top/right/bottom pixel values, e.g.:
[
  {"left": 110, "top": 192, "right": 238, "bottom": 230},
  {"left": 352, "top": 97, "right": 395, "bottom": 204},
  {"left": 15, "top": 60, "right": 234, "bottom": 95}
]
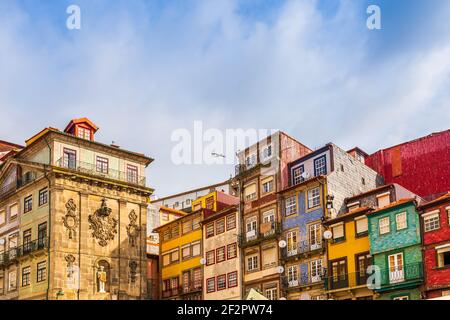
[{"left": 1, "top": 0, "right": 450, "bottom": 197}]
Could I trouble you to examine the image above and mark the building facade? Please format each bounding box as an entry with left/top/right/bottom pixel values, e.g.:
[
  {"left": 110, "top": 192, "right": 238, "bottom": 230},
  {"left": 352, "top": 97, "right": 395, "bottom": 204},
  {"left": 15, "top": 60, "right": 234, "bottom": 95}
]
[
  {"left": 368, "top": 199, "right": 424, "bottom": 300},
  {"left": 323, "top": 183, "right": 419, "bottom": 300},
  {"left": 419, "top": 192, "right": 450, "bottom": 299},
  {"left": 0, "top": 118, "right": 153, "bottom": 300},
  {"left": 202, "top": 205, "right": 241, "bottom": 300},
  {"left": 365, "top": 129, "right": 450, "bottom": 201},
  {"left": 235, "top": 131, "right": 312, "bottom": 300}
]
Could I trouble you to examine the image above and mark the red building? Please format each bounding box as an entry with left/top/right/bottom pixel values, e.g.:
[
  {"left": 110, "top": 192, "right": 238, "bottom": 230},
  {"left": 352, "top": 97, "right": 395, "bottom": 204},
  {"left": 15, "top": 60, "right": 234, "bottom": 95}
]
[
  {"left": 419, "top": 192, "right": 450, "bottom": 299},
  {"left": 365, "top": 129, "right": 450, "bottom": 200}
]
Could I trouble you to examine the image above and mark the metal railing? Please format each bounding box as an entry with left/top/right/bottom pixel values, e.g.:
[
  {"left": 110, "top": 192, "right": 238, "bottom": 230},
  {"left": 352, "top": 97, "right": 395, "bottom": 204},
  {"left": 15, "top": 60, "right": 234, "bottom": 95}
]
[
  {"left": 0, "top": 173, "right": 37, "bottom": 199},
  {"left": 162, "top": 286, "right": 182, "bottom": 298},
  {"left": 0, "top": 248, "right": 20, "bottom": 267},
  {"left": 238, "top": 222, "right": 282, "bottom": 247},
  {"left": 55, "top": 158, "right": 146, "bottom": 187},
  {"left": 281, "top": 240, "right": 323, "bottom": 259},
  {"left": 282, "top": 269, "right": 326, "bottom": 289},
  {"left": 0, "top": 238, "right": 48, "bottom": 267},
  {"left": 181, "top": 281, "right": 202, "bottom": 295}
]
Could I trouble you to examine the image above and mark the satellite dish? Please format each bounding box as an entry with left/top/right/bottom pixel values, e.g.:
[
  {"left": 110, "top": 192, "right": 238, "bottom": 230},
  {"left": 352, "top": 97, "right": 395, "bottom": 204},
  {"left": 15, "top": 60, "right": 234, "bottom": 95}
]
[
  {"left": 278, "top": 240, "right": 287, "bottom": 248},
  {"left": 323, "top": 230, "right": 332, "bottom": 240},
  {"left": 276, "top": 266, "right": 284, "bottom": 274},
  {"left": 200, "top": 258, "right": 207, "bottom": 265}
]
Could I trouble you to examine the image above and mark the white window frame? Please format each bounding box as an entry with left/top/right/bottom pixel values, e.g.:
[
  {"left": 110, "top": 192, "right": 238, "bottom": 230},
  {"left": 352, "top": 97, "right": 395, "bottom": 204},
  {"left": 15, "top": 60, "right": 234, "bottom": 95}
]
[
  {"left": 379, "top": 217, "right": 390, "bottom": 235},
  {"left": 310, "top": 259, "right": 323, "bottom": 282},
  {"left": 247, "top": 255, "right": 259, "bottom": 272},
  {"left": 292, "top": 166, "right": 305, "bottom": 185},
  {"left": 307, "top": 187, "right": 321, "bottom": 209},
  {"left": 396, "top": 212, "right": 407, "bottom": 230},
  {"left": 423, "top": 211, "right": 440, "bottom": 232},
  {"left": 285, "top": 196, "right": 297, "bottom": 216}
]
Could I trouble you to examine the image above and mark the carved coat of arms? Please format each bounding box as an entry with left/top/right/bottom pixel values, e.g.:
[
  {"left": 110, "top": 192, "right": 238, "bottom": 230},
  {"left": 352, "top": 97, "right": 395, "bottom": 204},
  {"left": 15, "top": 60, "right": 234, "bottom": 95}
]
[{"left": 88, "top": 199, "right": 118, "bottom": 247}]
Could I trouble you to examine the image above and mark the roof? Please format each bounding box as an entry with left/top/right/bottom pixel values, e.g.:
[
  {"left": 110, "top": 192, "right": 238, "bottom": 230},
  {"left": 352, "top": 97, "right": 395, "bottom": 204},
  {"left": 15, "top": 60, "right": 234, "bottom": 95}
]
[
  {"left": 201, "top": 205, "right": 238, "bottom": 224},
  {"left": 277, "top": 175, "right": 326, "bottom": 194},
  {"left": 419, "top": 192, "right": 450, "bottom": 211},
  {"left": 366, "top": 198, "right": 416, "bottom": 216},
  {"left": 345, "top": 184, "right": 395, "bottom": 203},
  {"left": 0, "top": 140, "right": 24, "bottom": 152},
  {"left": 158, "top": 206, "right": 186, "bottom": 217},
  {"left": 153, "top": 209, "right": 203, "bottom": 232},
  {"left": 347, "top": 147, "right": 369, "bottom": 157},
  {"left": 288, "top": 144, "right": 332, "bottom": 167},
  {"left": 64, "top": 118, "right": 99, "bottom": 133},
  {"left": 153, "top": 180, "right": 231, "bottom": 202},
  {"left": 324, "top": 206, "right": 372, "bottom": 225}
]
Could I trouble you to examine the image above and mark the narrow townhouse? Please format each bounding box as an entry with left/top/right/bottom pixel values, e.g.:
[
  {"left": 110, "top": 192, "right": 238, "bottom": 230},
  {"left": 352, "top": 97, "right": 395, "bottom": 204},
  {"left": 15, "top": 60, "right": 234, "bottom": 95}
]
[{"left": 419, "top": 192, "right": 450, "bottom": 299}]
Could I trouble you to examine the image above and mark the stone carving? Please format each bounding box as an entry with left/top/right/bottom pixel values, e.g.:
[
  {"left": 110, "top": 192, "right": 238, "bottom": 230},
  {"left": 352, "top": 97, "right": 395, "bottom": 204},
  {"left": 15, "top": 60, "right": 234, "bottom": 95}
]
[
  {"left": 88, "top": 198, "right": 117, "bottom": 247},
  {"left": 129, "top": 260, "right": 138, "bottom": 283},
  {"left": 63, "top": 199, "right": 79, "bottom": 239},
  {"left": 126, "top": 210, "right": 140, "bottom": 247}
]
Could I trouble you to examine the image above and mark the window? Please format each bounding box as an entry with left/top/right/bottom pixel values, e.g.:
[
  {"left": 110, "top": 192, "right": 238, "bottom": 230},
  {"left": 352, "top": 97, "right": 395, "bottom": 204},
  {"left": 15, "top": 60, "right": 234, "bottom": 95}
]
[
  {"left": 182, "top": 271, "right": 190, "bottom": 292},
  {"left": 182, "top": 220, "right": 192, "bottom": 234},
  {"left": 216, "top": 247, "right": 226, "bottom": 263},
  {"left": 163, "top": 229, "right": 171, "bottom": 241},
  {"left": 38, "top": 188, "right": 48, "bottom": 206},
  {"left": 0, "top": 209, "right": 5, "bottom": 225},
  {"left": 170, "top": 250, "right": 179, "bottom": 263},
  {"left": 216, "top": 219, "right": 225, "bottom": 234},
  {"left": 217, "top": 274, "right": 226, "bottom": 291},
  {"left": 173, "top": 202, "right": 179, "bottom": 208},
  {"left": 388, "top": 253, "right": 404, "bottom": 283},
  {"left": 206, "top": 250, "right": 215, "bottom": 266},
  {"left": 96, "top": 157, "right": 109, "bottom": 174},
  {"left": 246, "top": 154, "right": 256, "bottom": 167},
  {"left": 309, "top": 224, "right": 322, "bottom": 249},
  {"left": 205, "top": 196, "right": 214, "bottom": 210},
  {"left": 262, "top": 145, "right": 272, "bottom": 159},
  {"left": 206, "top": 278, "right": 215, "bottom": 293},
  {"left": 437, "top": 247, "right": 450, "bottom": 268},
  {"left": 171, "top": 225, "right": 179, "bottom": 238},
  {"left": 23, "top": 229, "right": 32, "bottom": 253},
  {"left": 311, "top": 259, "right": 323, "bottom": 282},
  {"left": 227, "top": 271, "right": 238, "bottom": 288},
  {"left": 161, "top": 213, "right": 169, "bottom": 221},
  {"left": 355, "top": 216, "right": 368, "bottom": 235},
  {"left": 24, "top": 195, "right": 33, "bottom": 213},
  {"left": 8, "top": 270, "right": 17, "bottom": 291},
  {"left": 308, "top": 187, "right": 321, "bottom": 209},
  {"left": 247, "top": 255, "right": 258, "bottom": 272},
  {"left": 37, "top": 262, "right": 46, "bottom": 282},
  {"left": 396, "top": 212, "right": 407, "bottom": 230},
  {"left": 331, "top": 224, "right": 345, "bottom": 242},
  {"left": 193, "top": 217, "right": 201, "bottom": 230},
  {"left": 162, "top": 254, "right": 170, "bottom": 266},
  {"left": 245, "top": 217, "right": 257, "bottom": 240},
  {"left": 244, "top": 184, "right": 257, "bottom": 201},
  {"left": 347, "top": 202, "right": 360, "bottom": 212},
  {"left": 226, "top": 214, "right": 236, "bottom": 231},
  {"left": 330, "top": 259, "right": 347, "bottom": 288},
  {"left": 9, "top": 203, "right": 18, "bottom": 219},
  {"left": 126, "top": 165, "right": 138, "bottom": 184},
  {"left": 424, "top": 213, "right": 440, "bottom": 232},
  {"left": 379, "top": 217, "right": 390, "bottom": 235},
  {"left": 356, "top": 253, "right": 372, "bottom": 285},
  {"left": 192, "top": 241, "right": 201, "bottom": 257},
  {"left": 286, "top": 230, "right": 298, "bottom": 255},
  {"left": 285, "top": 196, "right": 297, "bottom": 216},
  {"left": 287, "top": 265, "right": 298, "bottom": 284},
  {"left": 265, "top": 287, "right": 278, "bottom": 300},
  {"left": 292, "top": 165, "right": 305, "bottom": 185},
  {"left": 77, "top": 127, "right": 91, "bottom": 140},
  {"left": 182, "top": 245, "right": 191, "bottom": 260},
  {"left": 261, "top": 177, "right": 274, "bottom": 194},
  {"left": 0, "top": 238, "right": 4, "bottom": 253},
  {"left": 206, "top": 223, "right": 215, "bottom": 238},
  {"left": 227, "top": 243, "right": 237, "bottom": 259},
  {"left": 63, "top": 148, "right": 76, "bottom": 169},
  {"left": 314, "top": 155, "right": 327, "bottom": 176},
  {"left": 377, "top": 193, "right": 390, "bottom": 208},
  {"left": 186, "top": 199, "right": 191, "bottom": 205},
  {"left": 22, "top": 266, "right": 31, "bottom": 287},
  {"left": 193, "top": 268, "right": 202, "bottom": 289}
]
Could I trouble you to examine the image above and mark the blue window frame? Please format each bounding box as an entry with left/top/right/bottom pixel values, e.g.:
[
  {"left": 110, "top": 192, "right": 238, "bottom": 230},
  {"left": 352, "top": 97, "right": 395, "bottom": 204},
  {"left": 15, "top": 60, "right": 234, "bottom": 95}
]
[{"left": 314, "top": 155, "right": 327, "bottom": 177}]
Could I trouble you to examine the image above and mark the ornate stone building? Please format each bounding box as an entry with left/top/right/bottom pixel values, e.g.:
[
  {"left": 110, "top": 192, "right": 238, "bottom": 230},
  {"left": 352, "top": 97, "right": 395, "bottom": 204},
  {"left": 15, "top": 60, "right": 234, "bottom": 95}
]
[{"left": 0, "top": 118, "right": 153, "bottom": 300}]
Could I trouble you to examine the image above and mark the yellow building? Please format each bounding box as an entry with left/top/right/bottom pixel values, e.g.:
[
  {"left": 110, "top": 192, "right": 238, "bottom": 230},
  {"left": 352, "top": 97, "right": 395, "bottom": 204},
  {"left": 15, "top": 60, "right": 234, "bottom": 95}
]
[{"left": 323, "top": 206, "right": 375, "bottom": 300}]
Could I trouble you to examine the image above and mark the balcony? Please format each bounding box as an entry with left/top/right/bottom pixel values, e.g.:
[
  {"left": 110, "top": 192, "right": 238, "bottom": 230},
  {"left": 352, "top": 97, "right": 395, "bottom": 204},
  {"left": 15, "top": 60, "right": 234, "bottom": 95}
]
[
  {"left": 0, "top": 248, "right": 20, "bottom": 267},
  {"left": 325, "top": 271, "right": 370, "bottom": 291},
  {"left": 282, "top": 270, "right": 326, "bottom": 290},
  {"left": 55, "top": 158, "right": 146, "bottom": 187},
  {"left": 281, "top": 240, "right": 324, "bottom": 260},
  {"left": 162, "top": 286, "right": 181, "bottom": 299},
  {"left": 0, "top": 173, "right": 37, "bottom": 199},
  {"left": 238, "top": 222, "right": 282, "bottom": 247},
  {"left": 19, "top": 237, "right": 48, "bottom": 257},
  {"left": 180, "top": 282, "right": 202, "bottom": 295}
]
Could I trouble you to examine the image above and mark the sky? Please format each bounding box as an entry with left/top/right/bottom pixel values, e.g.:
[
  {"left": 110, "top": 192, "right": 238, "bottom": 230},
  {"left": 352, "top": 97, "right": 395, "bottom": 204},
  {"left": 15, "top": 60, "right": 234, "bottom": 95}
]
[{"left": 1, "top": 0, "right": 450, "bottom": 197}]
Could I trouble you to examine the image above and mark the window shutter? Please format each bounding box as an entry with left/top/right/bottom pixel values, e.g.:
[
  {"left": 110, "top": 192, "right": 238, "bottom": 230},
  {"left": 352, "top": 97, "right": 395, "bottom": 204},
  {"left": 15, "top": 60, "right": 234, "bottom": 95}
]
[
  {"left": 355, "top": 217, "right": 368, "bottom": 234},
  {"left": 332, "top": 224, "right": 344, "bottom": 239}
]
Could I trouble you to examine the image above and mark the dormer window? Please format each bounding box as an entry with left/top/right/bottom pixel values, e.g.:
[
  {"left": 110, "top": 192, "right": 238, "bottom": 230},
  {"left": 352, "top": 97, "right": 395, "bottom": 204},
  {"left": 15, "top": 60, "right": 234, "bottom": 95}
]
[{"left": 77, "top": 127, "right": 91, "bottom": 140}]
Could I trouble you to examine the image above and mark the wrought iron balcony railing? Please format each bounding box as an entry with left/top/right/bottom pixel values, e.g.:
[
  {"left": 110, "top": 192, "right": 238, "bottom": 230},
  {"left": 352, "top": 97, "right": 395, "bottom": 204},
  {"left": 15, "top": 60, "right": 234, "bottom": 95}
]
[
  {"left": 0, "top": 173, "right": 37, "bottom": 199},
  {"left": 0, "top": 247, "right": 20, "bottom": 267},
  {"left": 162, "top": 286, "right": 182, "bottom": 298},
  {"left": 282, "top": 269, "right": 326, "bottom": 289},
  {"left": 20, "top": 237, "right": 48, "bottom": 257},
  {"left": 238, "top": 222, "right": 282, "bottom": 247},
  {"left": 180, "top": 281, "right": 202, "bottom": 295},
  {"left": 281, "top": 240, "right": 324, "bottom": 259},
  {"left": 55, "top": 158, "right": 146, "bottom": 187}
]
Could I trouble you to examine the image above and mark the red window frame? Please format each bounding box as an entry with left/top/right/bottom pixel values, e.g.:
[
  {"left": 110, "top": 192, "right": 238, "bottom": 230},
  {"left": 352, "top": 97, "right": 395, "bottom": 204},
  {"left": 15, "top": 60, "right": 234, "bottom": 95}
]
[
  {"left": 227, "top": 243, "right": 237, "bottom": 260},
  {"left": 227, "top": 271, "right": 238, "bottom": 288},
  {"left": 217, "top": 274, "right": 227, "bottom": 291},
  {"left": 206, "top": 277, "right": 215, "bottom": 293},
  {"left": 216, "top": 218, "right": 225, "bottom": 235},
  {"left": 206, "top": 223, "right": 215, "bottom": 238},
  {"left": 226, "top": 213, "right": 236, "bottom": 231},
  {"left": 206, "top": 250, "right": 215, "bottom": 266},
  {"left": 216, "top": 246, "right": 226, "bottom": 263}
]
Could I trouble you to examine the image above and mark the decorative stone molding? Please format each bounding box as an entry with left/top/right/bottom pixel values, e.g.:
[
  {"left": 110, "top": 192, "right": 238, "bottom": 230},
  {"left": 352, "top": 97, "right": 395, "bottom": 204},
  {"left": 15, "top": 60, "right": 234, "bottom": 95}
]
[
  {"left": 129, "top": 260, "right": 138, "bottom": 283},
  {"left": 126, "top": 210, "right": 140, "bottom": 247},
  {"left": 88, "top": 198, "right": 118, "bottom": 247},
  {"left": 63, "top": 199, "right": 79, "bottom": 239}
]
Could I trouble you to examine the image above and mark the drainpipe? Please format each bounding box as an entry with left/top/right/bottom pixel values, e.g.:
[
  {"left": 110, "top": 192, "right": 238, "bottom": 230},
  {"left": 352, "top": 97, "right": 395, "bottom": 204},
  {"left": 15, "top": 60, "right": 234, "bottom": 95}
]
[{"left": 43, "top": 137, "right": 52, "bottom": 300}]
